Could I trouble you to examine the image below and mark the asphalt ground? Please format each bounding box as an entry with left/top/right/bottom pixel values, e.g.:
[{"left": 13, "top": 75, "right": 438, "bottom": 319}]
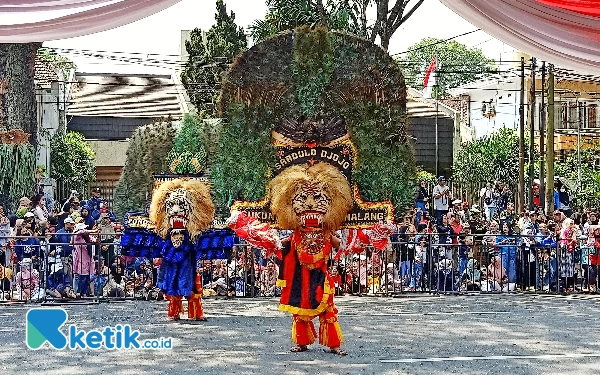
[{"left": 1, "top": 293, "right": 599, "bottom": 375}]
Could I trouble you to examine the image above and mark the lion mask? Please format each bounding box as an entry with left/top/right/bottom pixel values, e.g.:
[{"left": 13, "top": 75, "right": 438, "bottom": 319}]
[
  {"left": 269, "top": 162, "right": 352, "bottom": 231},
  {"left": 149, "top": 179, "right": 215, "bottom": 241}
]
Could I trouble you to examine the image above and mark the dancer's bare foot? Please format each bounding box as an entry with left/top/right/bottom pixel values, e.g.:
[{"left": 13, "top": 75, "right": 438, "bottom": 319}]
[
  {"left": 330, "top": 347, "right": 347, "bottom": 356},
  {"left": 194, "top": 316, "right": 208, "bottom": 321},
  {"left": 169, "top": 316, "right": 180, "bottom": 321},
  {"left": 290, "top": 345, "right": 308, "bottom": 352}
]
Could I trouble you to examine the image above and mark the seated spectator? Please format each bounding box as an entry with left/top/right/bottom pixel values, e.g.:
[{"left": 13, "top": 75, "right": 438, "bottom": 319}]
[
  {"left": 437, "top": 258, "right": 455, "bottom": 293},
  {"left": 260, "top": 260, "right": 280, "bottom": 297},
  {"left": 383, "top": 262, "right": 401, "bottom": 293},
  {"left": 103, "top": 263, "right": 126, "bottom": 297},
  {"left": 0, "top": 258, "right": 13, "bottom": 300},
  {"left": 462, "top": 258, "right": 482, "bottom": 290},
  {"left": 481, "top": 256, "right": 515, "bottom": 292},
  {"left": 13, "top": 258, "right": 42, "bottom": 300},
  {"left": 91, "top": 256, "right": 109, "bottom": 297}
]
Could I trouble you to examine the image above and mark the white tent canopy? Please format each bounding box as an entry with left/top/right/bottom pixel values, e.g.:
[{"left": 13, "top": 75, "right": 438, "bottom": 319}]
[
  {"left": 440, "top": 0, "right": 600, "bottom": 74},
  {"left": 0, "top": 0, "right": 181, "bottom": 42}
]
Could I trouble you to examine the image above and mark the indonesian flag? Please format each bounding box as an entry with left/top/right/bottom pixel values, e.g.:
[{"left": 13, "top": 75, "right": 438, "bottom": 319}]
[{"left": 423, "top": 56, "right": 437, "bottom": 99}]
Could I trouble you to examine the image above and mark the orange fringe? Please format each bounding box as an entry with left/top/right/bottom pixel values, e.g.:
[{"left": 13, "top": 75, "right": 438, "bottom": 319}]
[
  {"left": 292, "top": 315, "right": 317, "bottom": 346},
  {"left": 166, "top": 295, "right": 184, "bottom": 319},
  {"left": 188, "top": 292, "right": 205, "bottom": 319}
]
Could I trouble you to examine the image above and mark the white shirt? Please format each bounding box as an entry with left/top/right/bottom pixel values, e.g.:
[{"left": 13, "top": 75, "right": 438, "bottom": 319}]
[{"left": 433, "top": 184, "right": 450, "bottom": 210}]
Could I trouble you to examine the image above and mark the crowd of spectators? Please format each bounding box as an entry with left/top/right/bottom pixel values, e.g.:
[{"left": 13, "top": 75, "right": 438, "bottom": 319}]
[
  {"left": 0, "top": 187, "right": 165, "bottom": 301},
  {"left": 2, "top": 176, "right": 599, "bottom": 302}
]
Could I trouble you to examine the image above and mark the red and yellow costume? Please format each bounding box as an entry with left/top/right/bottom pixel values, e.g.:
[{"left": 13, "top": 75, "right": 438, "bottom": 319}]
[
  {"left": 278, "top": 230, "right": 343, "bottom": 347},
  {"left": 165, "top": 272, "right": 205, "bottom": 320}
]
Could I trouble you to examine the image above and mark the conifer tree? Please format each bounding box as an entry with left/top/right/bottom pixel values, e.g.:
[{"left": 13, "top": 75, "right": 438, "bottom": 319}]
[{"left": 181, "top": 0, "right": 247, "bottom": 116}]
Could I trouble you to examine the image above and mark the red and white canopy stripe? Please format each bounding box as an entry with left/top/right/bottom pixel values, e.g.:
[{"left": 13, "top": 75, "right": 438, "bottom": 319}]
[
  {"left": 440, "top": 0, "right": 600, "bottom": 74},
  {"left": 0, "top": 0, "right": 181, "bottom": 42}
]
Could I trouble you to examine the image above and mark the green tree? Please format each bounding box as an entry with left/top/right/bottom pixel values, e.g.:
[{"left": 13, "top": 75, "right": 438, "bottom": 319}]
[
  {"left": 453, "top": 128, "right": 532, "bottom": 201},
  {"left": 37, "top": 48, "right": 76, "bottom": 79},
  {"left": 113, "top": 118, "right": 177, "bottom": 219},
  {"left": 555, "top": 141, "right": 600, "bottom": 210},
  {"left": 181, "top": 0, "right": 247, "bottom": 116},
  {"left": 50, "top": 131, "right": 96, "bottom": 195},
  {"left": 401, "top": 38, "right": 496, "bottom": 95},
  {"left": 167, "top": 112, "right": 221, "bottom": 174},
  {"left": 250, "top": 0, "right": 424, "bottom": 50}
]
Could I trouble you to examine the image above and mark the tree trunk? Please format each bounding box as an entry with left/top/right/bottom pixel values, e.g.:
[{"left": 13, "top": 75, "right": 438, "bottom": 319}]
[
  {"left": 315, "top": 0, "right": 328, "bottom": 27},
  {"left": 0, "top": 43, "right": 40, "bottom": 146},
  {"left": 0, "top": 45, "right": 8, "bottom": 129}
]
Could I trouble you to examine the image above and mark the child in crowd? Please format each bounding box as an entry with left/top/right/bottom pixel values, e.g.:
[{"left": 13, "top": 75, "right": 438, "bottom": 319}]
[{"left": 410, "top": 236, "right": 428, "bottom": 291}]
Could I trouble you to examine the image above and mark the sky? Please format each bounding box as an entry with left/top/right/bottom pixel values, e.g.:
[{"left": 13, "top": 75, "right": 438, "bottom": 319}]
[{"left": 31, "top": 0, "right": 516, "bottom": 75}]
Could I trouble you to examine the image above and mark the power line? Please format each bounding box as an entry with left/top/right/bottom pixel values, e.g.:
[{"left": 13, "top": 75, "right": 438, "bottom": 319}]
[{"left": 390, "top": 29, "right": 482, "bottom": 56}]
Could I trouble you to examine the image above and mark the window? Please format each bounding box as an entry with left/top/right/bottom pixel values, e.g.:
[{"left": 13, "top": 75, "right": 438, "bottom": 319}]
[{"left": 588, "top": 104, "right": 597, "bottom": 128}]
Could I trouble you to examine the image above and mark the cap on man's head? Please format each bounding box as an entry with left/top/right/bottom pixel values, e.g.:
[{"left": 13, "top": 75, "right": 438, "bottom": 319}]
[
  {"left": 24, "top": 212, "right": 34, "bottom": 218},
  {"left": 64, "top": 217, "right": 75, "bottom": 225},
  {"left": 92, "top": 187, "right": 101, "bottom": 193},
  {"left": 452, "top": 199, "right": 462, "bottom": 205},
  {"left": 438, "top": 176, "right": 445, "bottom": 181}
]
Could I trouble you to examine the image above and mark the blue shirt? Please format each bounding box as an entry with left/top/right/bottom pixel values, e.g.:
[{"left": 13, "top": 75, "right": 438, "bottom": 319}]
[
  {"left": 53, "top": 229, "right": 74, "bottom": 257},
  {"left": 14, "top": 237, "right": 40, "bottom": 261},
  {"left": 535, "top": 231, "right": 556, "bottom": 248}
]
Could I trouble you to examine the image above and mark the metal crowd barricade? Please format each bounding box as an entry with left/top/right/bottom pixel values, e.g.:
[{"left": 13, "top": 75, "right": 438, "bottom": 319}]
[{"left": 0, "top": 230, "right": 598, "bottom": 304}]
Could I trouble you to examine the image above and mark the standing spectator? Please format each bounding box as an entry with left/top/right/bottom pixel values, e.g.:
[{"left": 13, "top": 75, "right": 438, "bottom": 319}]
[
  {"left": 415, "top": 179, "right": 429, "bottom": 224},
  {"left": 495, "top": 222, "right": 517, "bottom": 285},
  {"left": 458, "top": 235, "right": 472, "bottom": 281},
  {"left": 32, "top": 194, "right": 50, "bottom": 222},
  {"left": 16, "top": 197, "right": 31, "bottom": 215},
  {"left": 480, "top": 183, "right": 497, "bottom": 221},
  {"left": 432, "top": 176, "right": 451, "bottom": 224},
  {"left": 449, "top": 200, "right": 463, "bottom": 221},
  {"left": 496, "top": 183, "right": 511, "bottom": 213},
  {"left": 555, "top": 179, "right": 572, "bottom": 217},
  {"left": 112, "top": 224, "right": 123, "bottom": 261},
  {"left": 410, "top": 236, "right": 427, "bottom": 291},
  {"left": 0, "top": 213, "right": 10, "bottom": 255},
  {"left": 97, "top": 210, "right": 115, "bottom": 242},
  {"left": 558, "top": 218, "right": 578, "bottom": 292},
  {"left": 72, "top": 222, "right": 96, "bottom": 298},
  {"left": 436, "top": 214, "right": 453, "bottom": 261},
  {"left": 80, "top": 206, "right": 95, "bottom": 229},
  {"left": 496, "top": 202, "right": 517, "bottom": 232},
  {"left": 14, "top": 226, "right": 39, "bottom": 262},
  {"left": 588, "top": 226, "right": 600, "bottom": 293}
]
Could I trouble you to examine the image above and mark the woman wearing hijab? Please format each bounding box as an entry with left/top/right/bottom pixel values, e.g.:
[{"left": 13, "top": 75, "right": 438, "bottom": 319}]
[
  {"left": 482, "top": 256, "right": 508, "bottom": 292},
  {"left": 80, "top": 206, "right": 95, "bottom": 229},
  {"left": 558, "top": 218, "right": 578, "bottom": 292},
  {"left": 103, "top": 263, "right": 126, "bottom": 297},
  {"left": 495, "top": 222, "right": 517, "bottom": 287},
  {"left": 72, "top": 222, "right": 96, "bottom": 298}
]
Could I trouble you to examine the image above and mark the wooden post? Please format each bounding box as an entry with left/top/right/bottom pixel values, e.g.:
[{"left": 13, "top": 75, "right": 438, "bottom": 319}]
[
  {"left": 545, "top": 65, "right": 555, "bottom": 214},
  {"left": 518, "top": 57, "right": 525, "bottom": 213},
  {"left": 529, "top": 57, "right": 536, "bottom": 210}
]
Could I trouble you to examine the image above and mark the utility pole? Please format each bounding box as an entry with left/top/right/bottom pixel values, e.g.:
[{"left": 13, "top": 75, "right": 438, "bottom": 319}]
[
  {"left": 529, "top": 57, "right": 536, "bottom": 210},
  {"left": 518, "top": 56, "right": 525, "bottom": 213},
  {"left": 545, "top": 64, "right": 555, "bottom": 214},
  {"left": 539, "top": 61, "right": 546, "bottom": 212}
]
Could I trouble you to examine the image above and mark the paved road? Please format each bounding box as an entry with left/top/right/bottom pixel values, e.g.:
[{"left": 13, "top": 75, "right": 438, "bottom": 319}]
[{"left": 1, "top": 294, "right": 599, "bottom": 374}]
